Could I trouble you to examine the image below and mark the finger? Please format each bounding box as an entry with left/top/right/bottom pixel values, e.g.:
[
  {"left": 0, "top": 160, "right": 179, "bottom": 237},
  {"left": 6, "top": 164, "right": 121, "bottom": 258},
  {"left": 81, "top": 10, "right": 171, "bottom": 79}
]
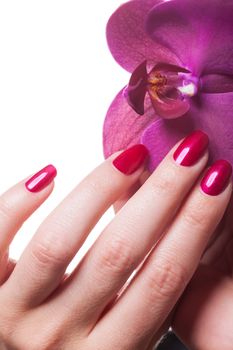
[
  {"left": 0, "top": 256, "right": 16, "bottom": 285},
  {"left": 53, "top": 130, "right": 209, "bottom": 331},
  {"left": 113, "top": 179, "right": 141, "bottom": 214},
  {"left": 145, "top": 305, "right": 179, "bottom": 350},
  {"left": 93, "top": 160, "right": 232, "bottom": 348},
  {"left": 0, "top": 165, "right": 56, "bottom": 280},
  {"left": 0, "top": 165, "right": 56, "bottom": 256},
  {"left": 0, "top": 250, "right": 9, "bottom": 285},
  {"left": 146, "top": 319, "right": 171, "bottom": 350},
  {"left": 201, "top": 215, "right": 230, "bottom": 265},
  {"left": 113, "top": 169, "right": 151, "bottom": 213},
  {"left": 172, "top": 255, "right": 233, "bottom": 349},
  {"left": 4, "top": 145, "right": 148, "bottom": 307},
  {"left": 201, "top": 194, "right": 233, "bottom": 264}
]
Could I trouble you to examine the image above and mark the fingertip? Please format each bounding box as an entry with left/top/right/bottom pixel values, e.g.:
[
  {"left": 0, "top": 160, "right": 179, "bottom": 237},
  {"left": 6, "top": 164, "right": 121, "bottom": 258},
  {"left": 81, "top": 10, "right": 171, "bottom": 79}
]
[
  {"left": 46, "top": 164, "right": 57, "bottom": 178},
  {"left": 200, "top": 160, "right": 232, "bottom": 197},
  {"left": 111, "top": 144, "right": 149, "bottom": 176},
  {"left": 25, "top": 164, "right": 57, "bottom": 193}
]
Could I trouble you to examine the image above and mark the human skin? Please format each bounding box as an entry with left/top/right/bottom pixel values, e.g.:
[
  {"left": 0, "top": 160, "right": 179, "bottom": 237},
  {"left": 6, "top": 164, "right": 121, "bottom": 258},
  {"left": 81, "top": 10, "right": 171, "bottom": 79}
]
[
  {"left": 172, "top": 201, "right": 233, "bottom": 349},
  {"left": 0, "top": 132, "right": 232, "bottom": 350}
]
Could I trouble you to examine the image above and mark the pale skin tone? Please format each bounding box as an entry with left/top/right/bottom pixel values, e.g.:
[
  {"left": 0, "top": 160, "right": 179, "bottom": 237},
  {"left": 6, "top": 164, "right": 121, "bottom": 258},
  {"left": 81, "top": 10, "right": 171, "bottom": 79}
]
[
  {"left": 0, "top": 138, "right": 232, "bottom": 350},
  {"left": 173, "top": 200, "right": 233, "bottom": 349}
]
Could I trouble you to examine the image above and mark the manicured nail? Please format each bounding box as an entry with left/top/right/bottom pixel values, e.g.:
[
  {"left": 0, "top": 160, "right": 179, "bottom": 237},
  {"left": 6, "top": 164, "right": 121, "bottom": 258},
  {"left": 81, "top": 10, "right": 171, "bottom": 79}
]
[
  {"left": 173, "top": 130, "right": 209, "bottom": 166},
  {"left": 113, "top": 144, "right": 149, "bottom": 175},
  {"left": 201, "top": 160, "right": 232, "bottom": 196},
  {"left": 25, "top": 164, "right": 57, "bottom": 193}
]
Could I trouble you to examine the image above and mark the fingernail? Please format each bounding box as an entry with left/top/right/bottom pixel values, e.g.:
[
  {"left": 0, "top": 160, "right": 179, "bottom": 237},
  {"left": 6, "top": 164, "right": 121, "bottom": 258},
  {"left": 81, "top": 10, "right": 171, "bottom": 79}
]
[
  {"left": 113, "top": 144, "right": 149, "bottom": 175},
  {"left": 25, "top": 164, "right": 57, "bottom": 193},
  {"left": 173, "top": 130, "right": 209, "bottom": 166},
  {"left": 201, "top": 160, "right": 232, "bottom": 196}
]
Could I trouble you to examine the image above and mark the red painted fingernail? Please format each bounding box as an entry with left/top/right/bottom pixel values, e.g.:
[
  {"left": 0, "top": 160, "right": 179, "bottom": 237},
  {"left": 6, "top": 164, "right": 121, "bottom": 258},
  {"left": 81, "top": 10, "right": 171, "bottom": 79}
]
[
  {"left": 173, "top": 130, "right": 209, "bottom": 166},
  {"left": 25, "top": 165, "right": 57, "bottom": 193},
  {"left": 113, "top": 144, "right": 149, "bottom": 175},
  {"left": 201, "top": 160, "right": 232, "bottom": 196}
]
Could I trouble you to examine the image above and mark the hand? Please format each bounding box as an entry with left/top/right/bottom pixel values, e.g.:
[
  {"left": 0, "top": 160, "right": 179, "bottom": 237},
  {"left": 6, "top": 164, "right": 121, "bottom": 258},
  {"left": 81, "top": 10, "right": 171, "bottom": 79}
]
[
  {"left": 0, "top": 131, "right": 231, "bottom": 350},
  {"left": 172, "top": 192, "right": 233, "bottom": 350}
]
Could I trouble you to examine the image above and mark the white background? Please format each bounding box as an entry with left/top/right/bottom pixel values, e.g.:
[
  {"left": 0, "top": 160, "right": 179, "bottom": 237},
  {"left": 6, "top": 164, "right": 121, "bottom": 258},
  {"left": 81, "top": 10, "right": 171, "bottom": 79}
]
[{"left": 0, "top": 0, "right": 128, "bottom": 270}]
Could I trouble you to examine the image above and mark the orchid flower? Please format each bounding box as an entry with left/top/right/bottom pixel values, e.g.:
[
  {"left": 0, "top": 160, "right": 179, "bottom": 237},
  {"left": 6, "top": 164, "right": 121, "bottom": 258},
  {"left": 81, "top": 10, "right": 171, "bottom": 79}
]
[{"left": 103, "top": 0, "right": 233, "bottom": 172}]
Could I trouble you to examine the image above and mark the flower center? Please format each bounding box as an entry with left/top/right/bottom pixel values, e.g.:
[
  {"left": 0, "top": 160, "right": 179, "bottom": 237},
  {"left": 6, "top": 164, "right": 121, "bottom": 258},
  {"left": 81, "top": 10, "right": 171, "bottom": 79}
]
[
  {"left": 178, "top": 79, "right": 198, "bottom": 97},
  {"left": 147, "top": 71, "right": 167, "bottom": 90},
  {"left": 148, "top": 68, "right": 198, "bottom": 98},
  {"left": 124, "top": 61, "right": 199, "bottom": 119}
]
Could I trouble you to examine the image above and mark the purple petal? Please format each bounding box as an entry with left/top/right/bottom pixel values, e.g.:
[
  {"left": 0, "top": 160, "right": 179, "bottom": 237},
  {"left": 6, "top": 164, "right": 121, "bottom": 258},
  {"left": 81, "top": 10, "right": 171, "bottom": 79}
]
[
  {"left": 141, "top": 92, "right": 233, "bottom": 172},
  {"left": 146, "top": 0, "right": 233, "bottom": 76},
  {"left": 201, "top": 74, "right": 233, "bottom": 93},
  {"left": 124, "top": 60, "right": 148, "bottom": 115},
  {"left": 149, "top": 62, "right": 190, "bottom": 75},
  {"left": 106, "top": 0, "right": 181, "bottom": 73},
  {"left": 103, "top": 90, "right": 159, "bottom": 158}
]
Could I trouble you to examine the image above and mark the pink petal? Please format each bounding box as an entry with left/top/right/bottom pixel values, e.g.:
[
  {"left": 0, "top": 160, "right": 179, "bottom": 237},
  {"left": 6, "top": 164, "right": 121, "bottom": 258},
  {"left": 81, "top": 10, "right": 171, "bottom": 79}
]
[
  {"left": 103, "top": 90, "right": 159, "bottom": 158},
  {"left": 106, "top": 0, "right": 181, "bottom": 73}
]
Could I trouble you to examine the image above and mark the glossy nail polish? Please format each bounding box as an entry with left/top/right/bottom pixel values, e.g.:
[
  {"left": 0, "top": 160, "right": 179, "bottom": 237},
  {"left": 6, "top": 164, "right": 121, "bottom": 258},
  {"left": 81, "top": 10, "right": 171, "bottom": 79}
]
[
  {"left": 113, "top": 144, "right": 149, "bottom": 175},
  {"left": 173, "top": 130, "right": 209, "bottom": 166},
  {"left": 201, "top": 160, "right": 232, "bottom": 196},
  {"left": 25, "top": 164, "right": 57, "bottom": 193}
]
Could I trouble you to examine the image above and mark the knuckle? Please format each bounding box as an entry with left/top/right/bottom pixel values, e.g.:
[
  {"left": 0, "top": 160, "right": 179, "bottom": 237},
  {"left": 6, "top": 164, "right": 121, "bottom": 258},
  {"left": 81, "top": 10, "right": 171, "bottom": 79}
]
[
  {"left": 0, "top": 303, "right": 75, "bottom": 350},
  {"left": 0, "top": 319, "right": 67, "bottom": 350},
  {"left": 6, "top": 336, "right": 60, "bottom": 350},
  {"left": 149, "top": 168, "right": 177, "bottom": 197},
  {"left": 145, "top": 258, "right": 188, "bottom": 301},
  {"left": 0, "top": 308, "right": 21, "bottom": 347},
  {"left": 25, "top": 336, "right": 60, "bottom": 350},
  {"left": 86, "top": 172, "right": 107, "bottom": 194},
  {"left": 0, "top": 198, "right": 16, "bottom": 222},
  {"left": 98, "top": 236, "right": 135, "bottom": 275},
  {"left": 0, "top": 319, "right": 13, "bottom": 344},
  {"left": 182, "top": 202, "right": 207, "bottom": 229},
  {"left": 30, "top": 239, "right": 68, "bottom": 269}
]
